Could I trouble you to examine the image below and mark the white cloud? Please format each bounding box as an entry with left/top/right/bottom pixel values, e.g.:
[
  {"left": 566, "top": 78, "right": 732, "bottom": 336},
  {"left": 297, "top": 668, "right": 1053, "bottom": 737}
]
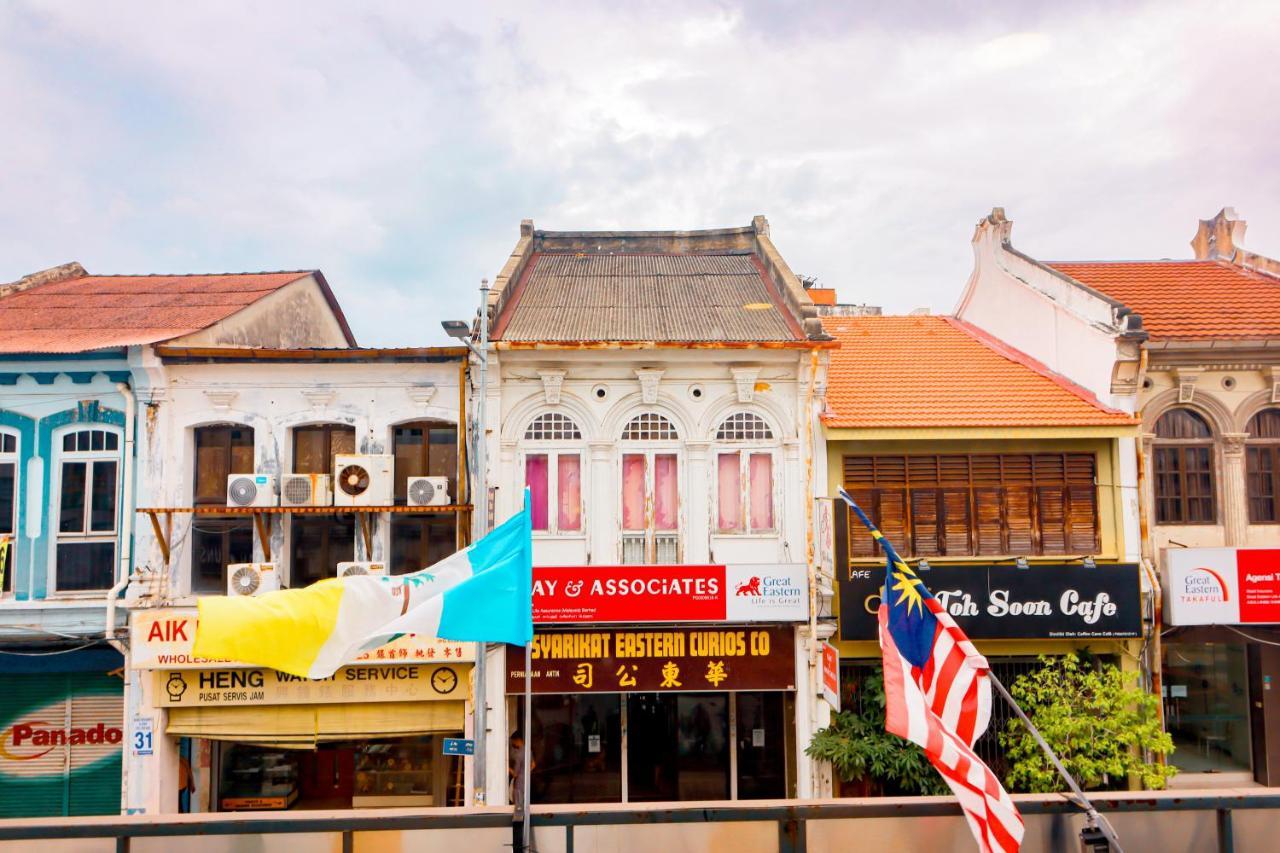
[{"left": 0, "top": 0, "right": 1278, "bottom": 343}]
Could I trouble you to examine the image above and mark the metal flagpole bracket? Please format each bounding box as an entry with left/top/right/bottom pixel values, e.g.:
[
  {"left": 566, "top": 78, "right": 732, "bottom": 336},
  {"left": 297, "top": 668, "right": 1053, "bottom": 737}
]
[{"left": 989, "top": 674, "right": 1124, "bottom": 853}]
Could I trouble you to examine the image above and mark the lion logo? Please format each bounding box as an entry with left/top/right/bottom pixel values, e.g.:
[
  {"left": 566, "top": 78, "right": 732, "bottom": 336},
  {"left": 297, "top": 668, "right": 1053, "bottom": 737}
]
[{"left": 735, "top": 577, "right": 762, "bottom": 597}]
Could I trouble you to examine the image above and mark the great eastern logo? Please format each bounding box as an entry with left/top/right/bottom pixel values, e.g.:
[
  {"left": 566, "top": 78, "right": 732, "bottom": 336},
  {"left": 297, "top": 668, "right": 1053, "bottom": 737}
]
[
  {"left": 735, "top": 577, "right": 762, "bottom": 596},
  {"left": 1182, "top": 566, "right": 1230, "bottom": 603}
]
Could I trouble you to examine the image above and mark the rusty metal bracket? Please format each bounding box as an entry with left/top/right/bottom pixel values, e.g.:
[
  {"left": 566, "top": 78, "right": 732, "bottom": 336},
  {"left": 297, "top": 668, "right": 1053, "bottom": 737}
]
[
  {"left": 145, "top": 511, "right": 172, "bottom": 564},
  {"left": 358, "top": 512, "right": 373, "bottom": 556}
]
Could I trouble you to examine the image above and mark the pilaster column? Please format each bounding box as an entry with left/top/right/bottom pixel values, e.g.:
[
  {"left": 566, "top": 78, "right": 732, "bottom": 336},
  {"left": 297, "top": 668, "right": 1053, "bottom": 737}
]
[
  {"left": 588, "top": 441, "right": 613, "bottom": 564},
  {"left": 1222, "top": 433, "right": 1249, "bottom": 546},
  {"left": 685, "top": 441, "right": 711, "bottom": 563}
]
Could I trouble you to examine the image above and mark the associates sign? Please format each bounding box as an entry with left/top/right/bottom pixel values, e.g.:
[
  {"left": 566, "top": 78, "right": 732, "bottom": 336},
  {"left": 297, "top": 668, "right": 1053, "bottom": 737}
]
[
  {"left": 1163, "top": 548, "right": 1280, "bottom": 625},
  {"left": 532, "top": 564, "right": 808, "bottom": 624},
  {"left": 839, "top": 563, "right": 1141, "bottom": 640}
]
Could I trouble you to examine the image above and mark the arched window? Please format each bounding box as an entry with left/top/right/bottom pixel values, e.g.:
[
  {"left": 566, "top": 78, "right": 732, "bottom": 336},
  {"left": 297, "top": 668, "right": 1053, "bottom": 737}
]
[
  {"left": 620, "top": 413, "right": 679, "bottom": 563},
  {"left": 0, "top": 430, "right": 17, "bottom": 594},
  {"left": 525, "top": 412, "right": 582, "bottom": 441},
  {"left": 521, "top": 413, "right": 583, "bottom": 535},
  {"left": 714, "top": 413, "right": 776, "bottom": 534},
  {"left": 1153, "top": 408, "right": 1216, "bottom": 524},
  {"left": 621, "top": 413, "right": 678, "bottom": 442},
  {"left": 1246, "top": 409, "right": 1280, "bottom": 523},
  {"left": 55, "top": 427, "right": 121, "bottom": 591}
]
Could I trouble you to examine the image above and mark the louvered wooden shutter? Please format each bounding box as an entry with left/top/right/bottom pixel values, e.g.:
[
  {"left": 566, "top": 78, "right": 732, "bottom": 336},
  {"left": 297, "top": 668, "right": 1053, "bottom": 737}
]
[
  {"left": 878, "top": 490, "right": 910, "bottom": 556},
  {"left": 1037, "top": 487, "right": 1068, "bottom": 554},
  {"left": 1066, "top": 486, "right": 1099, "bottom": 552},
  {"left": 974, "top": 488, "right": 1004, "bottom": 553},
  {"left": 942, "top": 490, "right": 972, "bottom": 555},
  {"left": 845, "top": 488, "right": 877, "bottom": 557},
  {"left": 911, "top": 490, "right": 941, "bottom": 556}
]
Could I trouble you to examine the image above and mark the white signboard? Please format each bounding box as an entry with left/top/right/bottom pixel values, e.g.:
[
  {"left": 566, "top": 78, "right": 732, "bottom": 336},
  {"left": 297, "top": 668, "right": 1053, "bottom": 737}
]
[
  {"left": 1163, "top": 547, "right": 1280, "bottom": 626},
  {"left": 132, "top": 717, "right": 154, "bottom": 756},
  {"left": 131, "top": 608, "right": 475, "bottom": 669}
]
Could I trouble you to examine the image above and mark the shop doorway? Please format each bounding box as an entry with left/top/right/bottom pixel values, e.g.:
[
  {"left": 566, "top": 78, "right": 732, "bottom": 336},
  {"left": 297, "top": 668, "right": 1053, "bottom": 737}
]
[
  {"left": 1163, "top": 642, "right": 1252, "bottom": 774},
  {"left": 297, "top": 745, "right": 355, "bottom": 808},
  {"left": 527, "top": 691, "right": 790, "bottom": 803}
]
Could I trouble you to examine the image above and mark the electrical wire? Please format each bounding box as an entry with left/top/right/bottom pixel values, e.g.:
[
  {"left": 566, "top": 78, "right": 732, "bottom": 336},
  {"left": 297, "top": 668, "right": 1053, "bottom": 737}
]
[{"left": 0, "top": 640, "right": 104, "bottom": 655}]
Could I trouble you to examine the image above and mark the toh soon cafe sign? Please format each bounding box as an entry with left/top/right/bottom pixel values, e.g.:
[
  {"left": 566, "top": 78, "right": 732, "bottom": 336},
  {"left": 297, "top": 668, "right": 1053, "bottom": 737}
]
[{"left": 839, "top": 562, "right": 1142, "bottom": 640}]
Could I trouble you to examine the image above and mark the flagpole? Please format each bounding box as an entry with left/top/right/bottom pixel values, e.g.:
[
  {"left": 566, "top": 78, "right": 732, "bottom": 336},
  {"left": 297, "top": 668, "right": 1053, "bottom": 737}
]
[
  {"left": 522, "top": 642, "right": 532, "bottom": 851},
  {"left": 990, "top": 657, "right": 1123, "bottom": 850}
]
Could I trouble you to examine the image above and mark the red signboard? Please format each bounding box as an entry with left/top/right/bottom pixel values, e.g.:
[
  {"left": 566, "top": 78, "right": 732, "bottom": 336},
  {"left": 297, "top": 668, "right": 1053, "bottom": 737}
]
[
  {"left": 821, "top": 642, "right": 840, "bottom": 713},
  {"left": 1237, "top": 550, "right": 1280, "bottom": 623},
  {"left": 531, "top": 564, "right": 808, "bottom": 624}
]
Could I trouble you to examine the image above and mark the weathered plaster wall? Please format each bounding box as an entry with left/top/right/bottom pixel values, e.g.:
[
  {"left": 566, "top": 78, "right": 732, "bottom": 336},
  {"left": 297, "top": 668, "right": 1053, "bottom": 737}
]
[{"left": 168, "top": 277, "right": 352, "bottom": 349}]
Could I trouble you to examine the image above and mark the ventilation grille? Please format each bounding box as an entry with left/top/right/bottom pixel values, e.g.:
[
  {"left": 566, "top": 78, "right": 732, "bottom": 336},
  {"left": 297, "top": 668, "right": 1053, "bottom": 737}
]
[{"left": 227, "top": 476, "right": 258, "bottom": 506}]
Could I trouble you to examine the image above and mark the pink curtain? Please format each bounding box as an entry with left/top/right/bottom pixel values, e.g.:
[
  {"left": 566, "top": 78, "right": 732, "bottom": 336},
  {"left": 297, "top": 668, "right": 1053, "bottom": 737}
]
[
  {"left": 526, "top": 454, "right": 549, "bottom": 531},
  {"left": 621, "top": 454, "right": 645, "bottom": 530},
  {"left": 654, "top": 454, "right": 678, "bottom": 530},
  {"left": 749, "top": 453, "right": 774, "bottom": 530},
  {"left": 717, "top": 453, "right": 741, "bottom": 532},
  {"left": 557, "top": 454, "right": 582, "bottom": 531}
]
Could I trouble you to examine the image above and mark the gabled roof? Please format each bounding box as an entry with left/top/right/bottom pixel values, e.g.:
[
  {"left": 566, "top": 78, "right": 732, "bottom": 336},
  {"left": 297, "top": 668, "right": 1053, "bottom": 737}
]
[
  {"left": 822, "top": 315, "right": 1136, "bottom": 429},
  {"left": 488, "top": 218, "right": 828, "bottom": 345},
  {"left": 1046, "top": 260, "right": 1280, "bottom": 342},
  {"left": 0, "top": 270, "right": 356, "bottom": 353}
]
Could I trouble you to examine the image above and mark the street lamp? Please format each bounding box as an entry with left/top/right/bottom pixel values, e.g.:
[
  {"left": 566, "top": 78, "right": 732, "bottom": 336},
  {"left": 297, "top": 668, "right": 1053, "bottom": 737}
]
[{"left": 441, "top": 277, "right": 492, "bottom": 804}]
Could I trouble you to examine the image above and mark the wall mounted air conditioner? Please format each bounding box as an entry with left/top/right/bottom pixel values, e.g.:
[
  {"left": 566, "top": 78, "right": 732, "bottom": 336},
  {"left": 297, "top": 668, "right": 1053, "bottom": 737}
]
[
  {"left": 226, "top": 563, "right": 280, "bottom": 597},
  {"left": 333, "top": 454, "right": 393, "bottom": 507},
  {"left": 336, "top": 561, "right": 387, "bottom": 578},
  {"left": 406, "top": 476, "right": 451, "bottom": 507},
  {"left": 281, "top": 473, "right": 333, "bottom": 507},
  {"left": 227, "top": 474, "right": 277, "bottom": 508}
]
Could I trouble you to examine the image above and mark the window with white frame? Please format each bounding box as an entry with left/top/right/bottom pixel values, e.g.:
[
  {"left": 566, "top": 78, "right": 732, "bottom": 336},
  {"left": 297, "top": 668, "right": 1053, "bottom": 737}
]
[
  {"left": 0, "top": 431, "right": 17, "bottom": 594},
  {"left": 619, "top": 413, "right": 680, "bottom": 563},
  {"left": 55, "top": 428, "right": 119, "bottom": 591},
  {"left": 523, "top": 413, "right": 583, "bottom": 534},
  {"left": 714, "top": 413, "right": 776, "bottom": 534}
]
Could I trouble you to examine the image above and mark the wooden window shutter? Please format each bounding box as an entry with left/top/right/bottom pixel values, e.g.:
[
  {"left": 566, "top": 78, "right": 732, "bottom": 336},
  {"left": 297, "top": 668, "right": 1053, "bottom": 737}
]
[
  {"left": 1066, "top": 485, "right": 1099, "bottom": 552},
  {"left": 942, "top": 489, "right": 972, "bottom": 555},
  {"left": 878, "top": 489, "right": 910, "bottom": 557},
  {"left": 1005, "top": 486, "right": 1035, "bottom": 554},
  {"left": 974, "top": 488, "right": 1004, "bottom": 553},
  {"left": 1037, "top": 487, "right": 1068, "bottom": 554},
  {"left": 845, "top": 489, "right": 877, "bottom": 557},
  {"left": 911, "top": 489, "right": 941, "bottom": 556}
]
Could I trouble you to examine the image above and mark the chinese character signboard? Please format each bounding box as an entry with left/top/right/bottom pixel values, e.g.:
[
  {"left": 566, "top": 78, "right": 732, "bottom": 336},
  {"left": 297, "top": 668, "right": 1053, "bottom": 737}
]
[
  {"left": 1163, "top": 547, "right": 1280, "bottom": 625},
  {"left": 505, "top": 626, "right": 795, "bottom": 693},
  {"left": 532, "top": 564, "right": 807, "bottom": 623},
  {"left": 153, "top": 663, "right": 466, "bottom": 707},
  {"left": 131, "top": 609, "right": 474, "bottom": 669},
  {"left": 839, "top": 563, "right": 1141, "bottom": 640},
  {"left": 820, "top": 642, "right": 840, "bottom": 713}
]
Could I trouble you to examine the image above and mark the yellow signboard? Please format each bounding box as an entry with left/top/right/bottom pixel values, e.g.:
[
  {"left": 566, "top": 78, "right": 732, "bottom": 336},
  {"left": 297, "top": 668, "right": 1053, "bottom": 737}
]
[
  {"left": 131, "top": 608, "right": 474, "bottom": 669},
  {"left": 154, "top": 663, "right": 467, "bottom": 707}
]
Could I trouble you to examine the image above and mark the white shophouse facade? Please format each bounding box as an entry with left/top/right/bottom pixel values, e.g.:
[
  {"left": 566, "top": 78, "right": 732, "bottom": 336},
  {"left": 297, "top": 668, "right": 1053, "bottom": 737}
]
[{"left": 477, "top": 218, "right": 835, "bottom": 803}]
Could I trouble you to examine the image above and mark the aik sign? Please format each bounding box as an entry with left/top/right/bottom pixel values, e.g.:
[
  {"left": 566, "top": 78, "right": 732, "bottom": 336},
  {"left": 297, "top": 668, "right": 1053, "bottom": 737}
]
[{"left": 839, "top": 563, "right": 1141, "bottom": 640}]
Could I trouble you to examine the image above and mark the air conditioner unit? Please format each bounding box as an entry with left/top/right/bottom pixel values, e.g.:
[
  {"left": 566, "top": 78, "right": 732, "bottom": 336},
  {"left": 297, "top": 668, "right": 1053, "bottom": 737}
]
[
  {"left": 227, "top": 474, "right": 277, "bottom": 508},
  {"left": 337, "top": 561, "right": 387, "bottom": 578},
  {"left": 406, "top": 476, "right": 451, "bottom": 507},
  {"left": 281, "top": 473, "right": 333, "bottom": 507},
  {"left": 333, "top": 454, "right": 393, "bottom": 507},
  {"left": 226, "top": 563, "right": 280, "bottom": 597}
]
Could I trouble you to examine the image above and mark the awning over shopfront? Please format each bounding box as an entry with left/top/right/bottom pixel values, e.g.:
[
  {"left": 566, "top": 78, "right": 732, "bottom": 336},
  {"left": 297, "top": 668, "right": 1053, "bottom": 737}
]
[{"left": 166, "top": 700, "right": 464, "bottom": 749}]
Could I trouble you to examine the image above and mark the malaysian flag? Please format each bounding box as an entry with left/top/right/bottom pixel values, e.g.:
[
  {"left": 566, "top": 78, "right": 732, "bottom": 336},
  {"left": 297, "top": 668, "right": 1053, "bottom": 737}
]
[{"left": 839, "top": 490, "right": 1024, "bottom": 853}]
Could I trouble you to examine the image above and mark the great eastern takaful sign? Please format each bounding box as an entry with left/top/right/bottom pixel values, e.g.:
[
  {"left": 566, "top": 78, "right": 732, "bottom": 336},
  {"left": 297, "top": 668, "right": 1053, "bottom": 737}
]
[{"left": 1163, "top": 547, "right": 1280, "bottom": 625}]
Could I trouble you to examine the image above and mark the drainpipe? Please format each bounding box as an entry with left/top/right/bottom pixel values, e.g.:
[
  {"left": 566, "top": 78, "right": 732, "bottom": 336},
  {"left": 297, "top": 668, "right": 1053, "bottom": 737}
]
[
  {"left": 1132, "top": 350, "right": 1165, "bottom": 737},
  {"left": 107, "top": 381, "right": 136, "bottom": 814},
  {"left": 803, "top": 349, "right": 820, "bottom": 795}
]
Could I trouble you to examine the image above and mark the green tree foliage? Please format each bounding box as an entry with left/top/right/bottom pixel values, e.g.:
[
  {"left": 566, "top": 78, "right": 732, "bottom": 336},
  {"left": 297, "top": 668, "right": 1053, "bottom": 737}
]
[
  {"left": 999, "top": 653, "right": 1176, "bottom": 793},
  {"left": 805, "top": 670, "right": 949, "bottom": 796}
]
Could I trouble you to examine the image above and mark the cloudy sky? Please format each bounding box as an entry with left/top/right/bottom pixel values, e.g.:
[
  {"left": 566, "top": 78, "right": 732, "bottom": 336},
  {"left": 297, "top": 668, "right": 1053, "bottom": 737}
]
[{"left": 2, "top": 1, "right": 1277, "bottom": 345}]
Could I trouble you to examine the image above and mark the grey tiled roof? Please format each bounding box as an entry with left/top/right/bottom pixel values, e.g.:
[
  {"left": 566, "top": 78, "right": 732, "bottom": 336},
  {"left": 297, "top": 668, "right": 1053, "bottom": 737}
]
[{"left": 496, "top": 252, "right": 801, "bottom": 342}]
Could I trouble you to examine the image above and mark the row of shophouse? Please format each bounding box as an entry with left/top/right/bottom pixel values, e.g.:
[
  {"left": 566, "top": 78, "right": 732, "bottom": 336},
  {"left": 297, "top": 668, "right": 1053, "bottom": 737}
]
[{"left": 1, "top": 207, "right": 1279, "bottom": 817}]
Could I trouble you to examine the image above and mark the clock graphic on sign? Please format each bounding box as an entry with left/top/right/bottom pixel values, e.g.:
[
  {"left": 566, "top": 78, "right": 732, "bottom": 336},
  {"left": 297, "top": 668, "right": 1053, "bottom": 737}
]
[{"left": 431, "top": 667, "right": 458, "bottom": 694}]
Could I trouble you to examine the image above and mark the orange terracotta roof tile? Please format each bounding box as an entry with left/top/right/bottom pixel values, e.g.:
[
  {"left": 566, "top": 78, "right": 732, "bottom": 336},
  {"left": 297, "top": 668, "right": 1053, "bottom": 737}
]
[
  {"left": 1048, "top": 260, "right": 1280, "bottom": 341},
  {"left": 822, "top": 315, "right": 1136, "bottom": 429},
  {"left": 0, "top": 272, "right": 322, "bottom": 353}
]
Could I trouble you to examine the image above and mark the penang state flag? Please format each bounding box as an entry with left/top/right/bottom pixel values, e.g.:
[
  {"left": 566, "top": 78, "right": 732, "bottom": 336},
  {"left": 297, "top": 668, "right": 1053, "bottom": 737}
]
[
  {"left": 193, "top": 495, "right": 532, "bottom": 679},
  {"left": 838, "top": 490, "right": 1023, "bottom": 853}
]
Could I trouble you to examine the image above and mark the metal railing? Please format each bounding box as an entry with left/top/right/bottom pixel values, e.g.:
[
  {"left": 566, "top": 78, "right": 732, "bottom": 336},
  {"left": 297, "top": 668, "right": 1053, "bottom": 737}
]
[{"left": 0, "top": 790, "right": 1278, "bottom": 852}]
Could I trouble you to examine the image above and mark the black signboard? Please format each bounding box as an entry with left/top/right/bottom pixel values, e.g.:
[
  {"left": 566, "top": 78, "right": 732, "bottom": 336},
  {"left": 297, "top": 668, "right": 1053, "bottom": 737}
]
[{"left": 839, "top": 563, "right": 1142, "bottom": 640}]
